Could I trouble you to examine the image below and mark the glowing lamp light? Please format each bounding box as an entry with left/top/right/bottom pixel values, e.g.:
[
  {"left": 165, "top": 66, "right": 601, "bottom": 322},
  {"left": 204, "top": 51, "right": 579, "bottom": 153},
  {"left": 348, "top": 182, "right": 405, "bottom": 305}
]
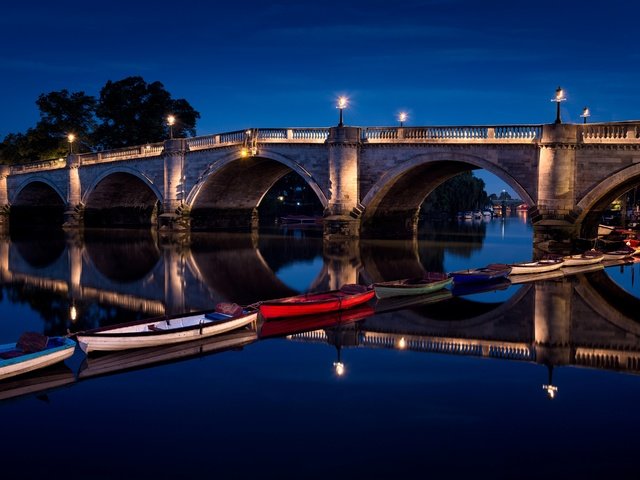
[
  {"left": 398, "top": 112, "right": 408, "bottom": 127},
  {"left": 336, "top": 96, "right": 348, "bottom": 127},
  {"left": 581, "top": 106, "right": 591, "bottom": 124},
  {"left": 398, "top": 337, "right": 407, "bottom": 350},
  {"left": 333, "top": 361, "right": 345, "bottom": 376},
  {"left": 551, "top": 86, "right": 566, "bottom": 124},
  {"left": 67, "top": 133, "right": 75, "bottom": 154},
  {"left": 240, "top": 147, "right": 249, "bottom": 158},
  {"left": 70, "top": 304, "right": 77, "bottom": 322},
  {"left": 543, "top": 384, "right": 558, "bottom": 400},
  {"left": 167, "top": 115, "right": 176, "bottom": 138}
]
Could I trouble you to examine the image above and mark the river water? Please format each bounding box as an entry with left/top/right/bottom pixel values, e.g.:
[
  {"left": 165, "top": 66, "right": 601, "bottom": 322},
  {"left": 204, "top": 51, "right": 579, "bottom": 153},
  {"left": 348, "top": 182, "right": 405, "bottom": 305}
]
[{"left": 0, "top": 214, "right": 639, "bottom": 478}]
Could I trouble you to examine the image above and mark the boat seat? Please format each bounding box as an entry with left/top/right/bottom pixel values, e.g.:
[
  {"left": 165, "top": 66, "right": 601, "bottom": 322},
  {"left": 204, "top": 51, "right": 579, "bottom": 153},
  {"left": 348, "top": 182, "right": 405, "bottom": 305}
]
[{"left": 147, "top": 324, "right": 163, "bottom": 331}]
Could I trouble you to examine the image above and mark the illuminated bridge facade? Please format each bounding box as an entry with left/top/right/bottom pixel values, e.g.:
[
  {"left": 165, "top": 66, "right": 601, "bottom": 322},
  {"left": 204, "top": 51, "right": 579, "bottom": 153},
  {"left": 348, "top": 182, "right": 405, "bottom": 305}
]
[{"left": 2, "top": 121, "right": 640, "bottom": 241}]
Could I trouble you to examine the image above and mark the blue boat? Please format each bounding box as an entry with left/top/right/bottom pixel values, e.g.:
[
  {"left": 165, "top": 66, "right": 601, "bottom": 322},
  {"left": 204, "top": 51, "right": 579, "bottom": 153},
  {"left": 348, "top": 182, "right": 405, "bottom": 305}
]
[
  {"left": 0, "top": 333, "right": 76, "bottom": 381},
  {"left": 448, "top": 264, "right": 512, "bottom": 284}
]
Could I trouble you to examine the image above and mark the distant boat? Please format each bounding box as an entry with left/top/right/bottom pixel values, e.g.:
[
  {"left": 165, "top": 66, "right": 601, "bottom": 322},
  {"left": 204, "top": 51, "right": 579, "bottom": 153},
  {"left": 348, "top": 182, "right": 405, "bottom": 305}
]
[
  {"left": 279, "top": 215, "right": 322, "bottom": 225},
  {"left": 563, "top": 249, "right": 604, "bottom": 267},
  {"left": 373, "top": 272, "right": 452, "bottom": 299},
  {"left": 0, "top": 333, "right": 76, "bottom": 381},
  {"left": 463, "top": 211, "right": 473, "bottom": 220},
  {"left": 374, "top": 289, "right": 453, "bottom": 314},
  {"left": 76, "top": 304, "right": 258, "bottom": 353},
  {"left": 259, "top": 284, "right": 375, "bottom": 320},
  {"left": 598, "top": 224, "right": 616, "bottom": 237},
  {"left": 508, "top": 258, "right": 564, "bottom": 275},
  {"left": 448, "top": 264, "right": 512, "bottom": 284}
]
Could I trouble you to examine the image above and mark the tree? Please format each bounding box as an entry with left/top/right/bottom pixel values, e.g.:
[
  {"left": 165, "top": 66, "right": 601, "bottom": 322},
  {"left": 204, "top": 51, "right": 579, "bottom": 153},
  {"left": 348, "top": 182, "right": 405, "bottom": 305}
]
[
  {"left": 421, "top": 172, "right": 489, "bottom": 218},
  {"left": 1, "top": 89, "right": 96, "bottom": 162},
  {"left": 93, "top": 76, "right": 200, "bottom": 149}
]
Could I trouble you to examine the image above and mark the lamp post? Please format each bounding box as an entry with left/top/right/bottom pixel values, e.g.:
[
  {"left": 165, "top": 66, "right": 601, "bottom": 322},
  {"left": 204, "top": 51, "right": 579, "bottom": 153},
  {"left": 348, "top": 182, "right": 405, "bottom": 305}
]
[
  {"left": 67, "top": 133, "right": 75, "bottom": 154},
  {"left": 398, "top": 112, "right": 407, "bottom": 127},
  {"left": 167, "top": 115, "right": 176, "bottom": 139},
  {"left": 337, "top": 96, "right": 348, "bottom": 127},
  {"left": 551, "top": 86, "right": 566, "bottom": 124},
  {"left": 580, "top": 106, "right": 591, "bottom": 124}
]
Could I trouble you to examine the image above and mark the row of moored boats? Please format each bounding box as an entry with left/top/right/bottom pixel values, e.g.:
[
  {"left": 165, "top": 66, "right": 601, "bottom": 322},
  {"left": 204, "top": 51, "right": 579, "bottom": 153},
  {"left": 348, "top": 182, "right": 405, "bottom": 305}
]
[{"left": 2, "top": 246, "right": 636, "bottom": 383}]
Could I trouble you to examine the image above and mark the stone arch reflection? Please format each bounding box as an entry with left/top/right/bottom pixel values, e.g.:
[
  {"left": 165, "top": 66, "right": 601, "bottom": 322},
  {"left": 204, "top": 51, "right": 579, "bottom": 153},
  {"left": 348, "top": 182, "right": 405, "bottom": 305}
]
[{"left": 83, "top": 230, "right": 161, "bottom": 283}]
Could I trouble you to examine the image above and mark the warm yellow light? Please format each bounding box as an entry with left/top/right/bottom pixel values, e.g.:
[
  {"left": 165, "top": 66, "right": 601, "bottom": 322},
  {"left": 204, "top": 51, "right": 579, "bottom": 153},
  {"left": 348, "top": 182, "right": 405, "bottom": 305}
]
[
  {"left": 398, "top": 337, "right": 407, "bottom": 349},
  {"left": 333, "top": 361, "right": 345, "bottom": 376},
  {"left": 70, "top": 305, "right": 77, "bottom": 322},
  {"left": 67, "top": 133, "right": 75, "bottom": 143},
  {"left": 241, "top": 147, "right": 249, "bottom": 158},
  {"left": 245, "top": 129, "right": 252, "bottom": 136},
  {"left": 167, "top": 115, "right": 176, "bottom": 126},
  {"left": 543, "top": 384, "right": 558, "bottom": 399},
  {"left": 337, "top": 96, "right": 348, "bottom": 109},
  {"left": 553, "top": 86, "right": 566, "bottom": 102}
]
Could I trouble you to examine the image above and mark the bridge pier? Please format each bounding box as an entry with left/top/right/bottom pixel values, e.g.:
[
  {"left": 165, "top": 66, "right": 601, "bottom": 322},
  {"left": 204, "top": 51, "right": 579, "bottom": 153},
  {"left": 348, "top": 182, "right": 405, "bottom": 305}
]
[
  {"left": 531, "top": 124, "right": 580, "bottom": 245},
  {"left": 158, "top": 138, "right": 189, "bottom": 231},
  {"left": 534, "top": 279, "right": 573, "bottom": 366},
  {"left": 324, "top": 126, "right": 361, "bottom": 240},
  {"left": 0, "top": 165, "right": 10, "bottom": 231}
]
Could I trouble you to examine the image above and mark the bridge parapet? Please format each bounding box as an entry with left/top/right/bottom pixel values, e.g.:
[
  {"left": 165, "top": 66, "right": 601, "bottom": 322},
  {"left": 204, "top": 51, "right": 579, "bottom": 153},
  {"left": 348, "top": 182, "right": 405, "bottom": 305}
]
[{"left": 581, "top": 122, "right": 640, "bottom": 143}]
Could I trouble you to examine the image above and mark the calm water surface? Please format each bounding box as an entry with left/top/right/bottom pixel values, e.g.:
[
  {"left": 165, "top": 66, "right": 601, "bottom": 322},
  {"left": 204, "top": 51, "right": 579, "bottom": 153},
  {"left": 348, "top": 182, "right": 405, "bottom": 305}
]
[{"left": 1, "top": 215, "right": 639, "bottom": 479}]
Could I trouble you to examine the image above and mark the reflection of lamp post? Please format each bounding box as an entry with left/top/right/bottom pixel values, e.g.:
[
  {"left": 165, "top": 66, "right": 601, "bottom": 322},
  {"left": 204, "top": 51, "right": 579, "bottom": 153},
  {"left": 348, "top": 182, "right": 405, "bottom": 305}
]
[
  {"left": 542, "top": 365, "right": 558, "bottom": 400},
  {"left": 551, "top": 86, "right": 566, "bottom": 124},
  {"left": 333, "top": 345, "right": 345, "bottom": 377},
  {"left": 337, "top": 96, "right": 348, "bottom": 127},
  {"left": 167, "top": 115, "right": 176, "bottom": 139},
  {"left": 580, "top": 106, "right": 591, "bottom": 124},
  {"left": 69, "top": 303, "right": 77, "bottom": 323},
  {"left": 67, "top": 133, "right": 75, "bottom": 154},
  {"left": 398, "top": 112, "right": 407, "bottom": 127}
]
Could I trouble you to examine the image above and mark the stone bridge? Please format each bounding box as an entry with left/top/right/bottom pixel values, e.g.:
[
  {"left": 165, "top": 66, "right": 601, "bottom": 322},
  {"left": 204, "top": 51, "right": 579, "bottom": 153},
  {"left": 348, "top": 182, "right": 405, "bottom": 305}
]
[{"left": 2, "top": 121, "right": 639, "bottom": 241}]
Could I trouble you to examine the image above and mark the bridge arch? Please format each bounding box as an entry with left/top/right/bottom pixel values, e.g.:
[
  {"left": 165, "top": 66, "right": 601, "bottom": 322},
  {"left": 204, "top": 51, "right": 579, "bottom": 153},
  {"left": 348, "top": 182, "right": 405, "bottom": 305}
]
[
  {"left": 575, "top": 163, "right": 640, "bottom": 237},
  {"left": 10, "top": 177, "right": 67, "bottom": 228},
  {"left": 186, "top": 149, "right": 328, "bottom": 230},
  {"left": 360, "top": 151, "right": 534, "bottom": 237},
  {"left": 82, "top": 167, "right": 162, "bottom": 227}
]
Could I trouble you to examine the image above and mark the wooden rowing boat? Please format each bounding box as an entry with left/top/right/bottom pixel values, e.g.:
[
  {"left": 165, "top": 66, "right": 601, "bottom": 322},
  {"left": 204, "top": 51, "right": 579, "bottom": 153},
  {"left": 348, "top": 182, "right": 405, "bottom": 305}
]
[
  {"left": 448, "top": 264, "right": 512, "bottom": 284},
  {"left": 0, "top": 333, "right": 76, "bottom": 381},
  {"left": 259, "top": 284, "right": 375, "bottom": 320},
  {"left": 259, "top": 304, "right": 374, "bottom": 339},
  {"left": 601, "top": 245, "right": 636, "bottom": 260},
  {"left": 76, "top": 304, "right": 258, "bottom": 353},
  {"left": 373, "top": 272, "right": 452, "bottom": 299},
  {"left": 562, "top": 249, "right": 604, "bottom": 267},
  {"left": 508, "top": 257, "right": 564, "bottom": 275}
]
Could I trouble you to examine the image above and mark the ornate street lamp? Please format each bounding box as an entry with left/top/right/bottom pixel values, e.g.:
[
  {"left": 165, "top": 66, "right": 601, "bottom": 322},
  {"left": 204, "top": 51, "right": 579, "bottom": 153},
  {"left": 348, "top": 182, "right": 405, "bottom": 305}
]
[
  {"left": 337, "top": 96, "right": 348, "bottom": 127},
  {"left": 67, "top": 133, "right": 75, "bottom": 154},
  {"left": 551, "top": 86, "right": 566, "bottom": 124},
  {"left": 580, "top": 106, "right": 591, "bottom": 124},
  {"left": 167, "top": 115, "right": 176, "bottom": 139},
  {"left": 398, "top": 112, "right": 408, "bottom": 127}
]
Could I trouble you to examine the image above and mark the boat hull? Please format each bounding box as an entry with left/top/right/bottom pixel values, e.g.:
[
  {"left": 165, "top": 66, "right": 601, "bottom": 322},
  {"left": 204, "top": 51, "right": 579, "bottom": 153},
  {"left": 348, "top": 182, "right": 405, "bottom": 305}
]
[
  {"left": 562, "top": 252, "right": 604, "bottom": 267},
  {"left": 0, "top": 337, "right": 76, "bottom": 381},
  {"left": 448, "top": 264, "right": 511, "bottom": 284},
  {"left": 508, "top": 259, "right": 564, "bottom": 275},
  {"left": 374, "top": 276, "right": 452, "bottom": 299},
  {"left": 77, "top": 310, "right": 258, "bottom": 353},
  {"left": 259, "top": 287, "right": 375, "bottom": 320}
]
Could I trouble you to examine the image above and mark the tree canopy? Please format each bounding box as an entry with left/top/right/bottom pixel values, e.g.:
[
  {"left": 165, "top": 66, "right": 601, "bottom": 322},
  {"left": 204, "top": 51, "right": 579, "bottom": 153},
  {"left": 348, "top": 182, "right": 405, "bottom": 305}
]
[
  {"left": 0, "top": 76, "right": 200, "bottom": 163},
  {"left": 421, "top": 172, "right": 490, "bottom": 218}
]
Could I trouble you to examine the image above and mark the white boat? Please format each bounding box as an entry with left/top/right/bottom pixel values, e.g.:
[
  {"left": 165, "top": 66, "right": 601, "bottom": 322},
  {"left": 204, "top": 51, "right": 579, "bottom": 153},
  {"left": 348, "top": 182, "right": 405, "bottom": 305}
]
[
  {"left": 76, "top": 304, "right": 258, "bottom": 353},
  {"left": 0, "top": 334, "right": 76, "bottom": 381},
  {"left": 509, "top": 258, "right": 564, "bottom": 275},
  {"left": 562, "top": 250, "right": 604, "bottom": 267},
  {"left": 601, "top": 246, "right": 636, "bottom": 260},
  {"left": 598, "top": 224, "right": 616, "bottom": 237}
]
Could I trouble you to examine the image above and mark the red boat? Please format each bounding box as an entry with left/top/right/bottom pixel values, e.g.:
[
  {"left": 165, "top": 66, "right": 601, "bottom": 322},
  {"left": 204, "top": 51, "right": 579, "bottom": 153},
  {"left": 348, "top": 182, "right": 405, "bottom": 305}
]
[
  {"left": 259, "top": 284, "right": 375, "bottom": 320},
  {"left": 259, "top": 304, "right": 375, "bottom": 338}
]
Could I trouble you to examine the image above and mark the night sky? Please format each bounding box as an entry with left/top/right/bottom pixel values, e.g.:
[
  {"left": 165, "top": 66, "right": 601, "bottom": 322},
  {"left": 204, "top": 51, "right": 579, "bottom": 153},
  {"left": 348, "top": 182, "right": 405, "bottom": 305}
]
[{"left": 1, "top": 0, "right": 639, "bottom": 194}]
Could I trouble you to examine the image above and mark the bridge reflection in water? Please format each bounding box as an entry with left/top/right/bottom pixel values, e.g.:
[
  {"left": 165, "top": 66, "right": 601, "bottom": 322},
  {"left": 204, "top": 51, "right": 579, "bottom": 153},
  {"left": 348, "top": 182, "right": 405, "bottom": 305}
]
[{"left": 0, "top": 228, "right": 639, "bottom": 401}]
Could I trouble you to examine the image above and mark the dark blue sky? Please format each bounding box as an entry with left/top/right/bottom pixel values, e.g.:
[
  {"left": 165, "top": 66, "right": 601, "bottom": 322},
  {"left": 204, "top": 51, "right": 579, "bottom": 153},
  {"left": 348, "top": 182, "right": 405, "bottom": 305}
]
[{"left": 1, "top": 0, "right": 639, "bottom": 194}]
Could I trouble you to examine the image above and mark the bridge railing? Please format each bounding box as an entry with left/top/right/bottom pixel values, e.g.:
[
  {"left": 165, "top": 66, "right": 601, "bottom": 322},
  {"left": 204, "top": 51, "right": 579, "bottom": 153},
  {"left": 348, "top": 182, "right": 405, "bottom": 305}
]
[
  {"left": 581, "top": 123, "right": 640, "bottom": 142},
  {"left": 10, "top": 157, "right": 67, "bottom": 173},
  {"left": 363, "top": 125, "right": 542, "bottom": 142}
]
